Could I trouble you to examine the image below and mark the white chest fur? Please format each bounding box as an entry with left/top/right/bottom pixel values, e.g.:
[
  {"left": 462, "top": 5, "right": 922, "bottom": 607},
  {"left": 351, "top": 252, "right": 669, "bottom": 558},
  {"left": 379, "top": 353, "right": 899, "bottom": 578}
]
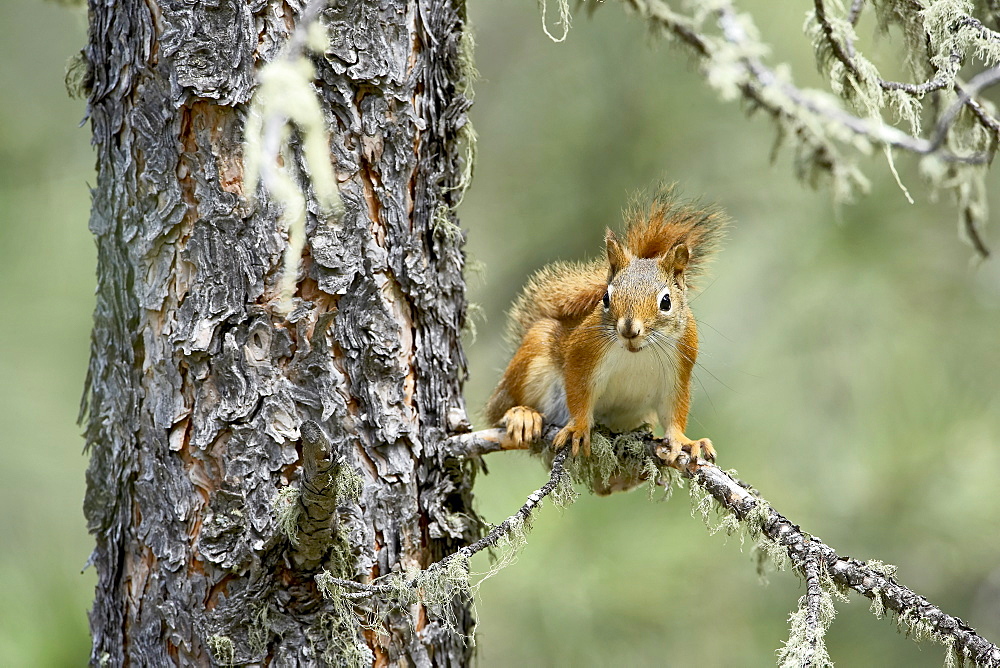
[{"left": 590, "top": 342, "right": 679, "bottom": 432}]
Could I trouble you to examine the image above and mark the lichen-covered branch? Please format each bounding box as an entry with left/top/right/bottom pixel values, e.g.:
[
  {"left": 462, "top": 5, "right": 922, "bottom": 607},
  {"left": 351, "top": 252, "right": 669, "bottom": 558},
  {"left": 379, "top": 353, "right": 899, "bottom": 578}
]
[
  {"left": 318, "top": 447, "right": 570, "bottom": 600},
  {"left": 603, "top": 0, "right": 999, "bottom": 255},
  {"left": 679, "top": 451, "right": 1000, "bottom": 667},
  {"left": 443, "top": 427, "right": 1000, "bottom": 666}
]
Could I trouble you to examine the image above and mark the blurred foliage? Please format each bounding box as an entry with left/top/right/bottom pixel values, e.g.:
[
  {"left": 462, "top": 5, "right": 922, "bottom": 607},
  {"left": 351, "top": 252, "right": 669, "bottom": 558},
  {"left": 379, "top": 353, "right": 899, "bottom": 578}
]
[
  {"left": 0, "top": 0, "right": 94, "bottom": 665},
  {"left": 2, "top": 0, "right": 998, "bottom": 665}
]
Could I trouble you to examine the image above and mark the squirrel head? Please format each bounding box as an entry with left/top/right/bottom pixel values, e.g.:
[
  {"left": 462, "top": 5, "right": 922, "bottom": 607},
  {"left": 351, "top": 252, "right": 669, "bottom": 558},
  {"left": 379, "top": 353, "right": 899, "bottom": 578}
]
[{"left": 602, "top": 228, "right": 690, "bottom": 353}]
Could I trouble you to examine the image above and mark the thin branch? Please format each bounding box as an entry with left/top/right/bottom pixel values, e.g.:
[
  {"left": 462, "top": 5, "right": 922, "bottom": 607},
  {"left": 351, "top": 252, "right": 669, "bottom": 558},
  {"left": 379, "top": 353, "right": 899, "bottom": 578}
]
[
  {"left": 958, "top": 83, "right": 1000, "bottom": 140},
  {"left": 621, "top": 0, "right": 996, "bottom": 164},
  {"left": 443, "top": 427, "right": 1000, "bottom": 665},
  {"left": 928, "top": 67, "right": 1000, "bottom": 154},
  {"left": 685, "top": 453, "right": 1000, "bottom": 667},
  {"left": 955, "top": 15, "right": 1000, "bottom": 44},
  {"left": 714, "top": 5, "right": 991, "bottom": 164},
  {"left": 802, "top": 542, "right": 825, "bottom": 667},
  {"left": 814, "top": 0, "right": 862, "bottom": 79},
  {"left": 964, "top": 206, "right": 993, "bottom": 259},
  {"left": 321, "top": 445, "right": 569, "bottom": 597},
  {"left": 814, "top": 0, "right": 958, "bottom": 95}
]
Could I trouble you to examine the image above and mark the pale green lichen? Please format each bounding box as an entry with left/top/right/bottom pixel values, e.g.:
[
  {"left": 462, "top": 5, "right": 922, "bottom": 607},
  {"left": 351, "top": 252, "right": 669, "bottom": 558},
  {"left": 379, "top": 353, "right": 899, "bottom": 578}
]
[
  {"left": 413, "top": 557, "right": 474, "bottom": 636},
  {"left": 462, "top": 302, "right": 486, "bottom": 344},
  {"left": 776, "top": 581, "right": 837, "bottom": 668},
  {"left": 688, "top": 478, "right": 716, "bottom": 528},
  {"left": 943, "top": 637, "right": 959, "bottom": 668},
  {"left": 334, "top": 465, "right": 363, "bottom": 505},
  {"left": 315, "top": 612, "right": 375, "bottom": 668},
  {"left": 272, "top": 485, "right": 302, "bottom": 545},
  {"left": 685, "top": 476, "right": 744, "bottom": 540},
  {"left": 869, "top": 588, "right": 885, "bottom": 618},
  {"left": 64, "top": 51, "right": 90, "bottom": 99},
  {"left": 207, "top": 634, "right": 236, "bottom": 667},
  {"left": 314, "top": 574, "right": 375, "bottom": 667},
  {"left": 865, "top": 559, "right": 898, "bottom": 579},
  {"left": 473, "top": 515, "right": 531, "bottom": 594},
  {"left": 754, "top": 535, "right": 791, "bottom": 579},
  {"left": 244, "top": 18, "right": 344, "bottom": 317},
  {"left": 248, "top": 603, "right": 271, "bottom": 656},
  {"left": 550, "top": 472, "right": 579, "bottom": 509},
  {"left": 563, "top": 428, "right": 657, "bottom": 494},
  {"left": 538, "top": 0, "right": 571, "bottom": 43},
  {"left": 464, "top": 257, "right": 487, "bottom": 282},
  {"left": 642, "top": 458, "right": 667, "bottom": 502},
  {"left": 432, "top": 203, "right": 463, "bottom": 242}
]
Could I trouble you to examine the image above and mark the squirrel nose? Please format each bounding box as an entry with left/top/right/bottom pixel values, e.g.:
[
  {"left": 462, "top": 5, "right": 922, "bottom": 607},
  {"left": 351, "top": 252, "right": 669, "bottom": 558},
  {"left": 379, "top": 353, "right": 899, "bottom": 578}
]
[{"left": 617, "top": 318, "right": 643, "bottom": 339}]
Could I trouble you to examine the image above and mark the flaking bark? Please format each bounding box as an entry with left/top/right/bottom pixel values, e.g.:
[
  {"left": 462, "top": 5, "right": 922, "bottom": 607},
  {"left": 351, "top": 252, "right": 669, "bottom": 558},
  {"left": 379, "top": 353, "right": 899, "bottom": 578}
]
[{"left": 81, "top": 0, "right": 478, "bottom": 664}]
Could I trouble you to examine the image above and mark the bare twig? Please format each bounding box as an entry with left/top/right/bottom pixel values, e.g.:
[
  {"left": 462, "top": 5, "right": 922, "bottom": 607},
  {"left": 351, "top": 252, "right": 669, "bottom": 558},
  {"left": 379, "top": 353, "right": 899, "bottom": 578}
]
[{"left": 441, "top": 426, "right": 529, "bottom": 458}]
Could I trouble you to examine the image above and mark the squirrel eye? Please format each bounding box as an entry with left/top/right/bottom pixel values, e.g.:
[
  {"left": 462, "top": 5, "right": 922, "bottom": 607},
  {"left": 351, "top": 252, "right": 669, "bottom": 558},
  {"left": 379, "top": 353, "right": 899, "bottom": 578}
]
[
  {"left": 602, "top": 290, "right": 611, "bottom": 309},
  {"left": 659, "top": 292, "right": 671, "bottom": 312}
]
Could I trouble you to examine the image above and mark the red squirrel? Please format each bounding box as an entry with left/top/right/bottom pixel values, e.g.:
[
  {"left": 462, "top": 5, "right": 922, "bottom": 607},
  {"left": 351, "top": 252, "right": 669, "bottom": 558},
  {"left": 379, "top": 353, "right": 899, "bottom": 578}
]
[{"left": 485, "top": 188, "right": 725, "bottom": 462}]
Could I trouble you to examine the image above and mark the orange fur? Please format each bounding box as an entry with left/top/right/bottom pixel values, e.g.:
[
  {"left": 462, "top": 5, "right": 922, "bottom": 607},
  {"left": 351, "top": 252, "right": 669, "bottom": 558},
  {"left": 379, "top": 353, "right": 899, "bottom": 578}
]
[{"left": 486, "top": 187, "right": 726, "bottom": 465}]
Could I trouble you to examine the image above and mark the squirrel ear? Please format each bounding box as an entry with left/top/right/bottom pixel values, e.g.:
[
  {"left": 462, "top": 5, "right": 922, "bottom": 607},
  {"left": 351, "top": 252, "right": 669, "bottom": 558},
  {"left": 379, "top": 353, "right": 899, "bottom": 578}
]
[
  {"left": 606, "top": 228, "right": 631, "bottom": 275},
  {"left": 660, "top": 244, "right": 690, "bottom": 278}
]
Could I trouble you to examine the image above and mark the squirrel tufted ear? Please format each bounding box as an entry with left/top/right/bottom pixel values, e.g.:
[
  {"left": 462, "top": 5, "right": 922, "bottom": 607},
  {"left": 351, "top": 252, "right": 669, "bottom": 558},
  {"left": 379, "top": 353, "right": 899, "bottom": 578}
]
[
  {"left": 659, "top": 244, "right": 690, "bottom": 278},
  {"left": 606, "top": 228, "right": 631, "bottom": 276}
]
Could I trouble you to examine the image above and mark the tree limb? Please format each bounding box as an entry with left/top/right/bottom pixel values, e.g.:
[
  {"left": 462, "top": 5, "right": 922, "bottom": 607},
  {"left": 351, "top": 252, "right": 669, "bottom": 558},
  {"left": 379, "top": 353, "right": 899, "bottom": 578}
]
[
  {"left": 444, "top": 427, "right": 1000, "bottom": 666},
  {"left": 319, "top": 446, "right": 570, "bottom": 597}
]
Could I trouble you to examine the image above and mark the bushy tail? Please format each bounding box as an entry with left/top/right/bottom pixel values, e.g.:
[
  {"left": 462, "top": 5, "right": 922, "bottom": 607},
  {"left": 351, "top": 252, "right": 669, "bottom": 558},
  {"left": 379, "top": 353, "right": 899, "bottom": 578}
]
[
  {"left": 622, "top": 184, "right": 727, "bottom": 286},
  {"left": 504, "top": 185, "right": 726, "bottom": 344}
]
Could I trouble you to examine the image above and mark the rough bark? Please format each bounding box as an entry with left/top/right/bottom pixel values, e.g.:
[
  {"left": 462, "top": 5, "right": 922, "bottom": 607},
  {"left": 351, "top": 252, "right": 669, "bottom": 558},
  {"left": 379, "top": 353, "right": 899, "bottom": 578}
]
[{"left": 81, "top": 0, "right": 478, "bottom": 665}]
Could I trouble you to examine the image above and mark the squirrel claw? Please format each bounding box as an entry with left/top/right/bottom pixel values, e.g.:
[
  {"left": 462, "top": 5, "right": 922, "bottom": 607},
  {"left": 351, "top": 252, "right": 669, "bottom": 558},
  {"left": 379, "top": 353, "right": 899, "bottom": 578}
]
[
  {"left": 554, "top": 424, "right": 591, "bottom": 457},
  {"left": 660, "top": 436, "right": 715, "bottom": 465},
  {"left": 502, "top": 406, "right": 543, "bottom": 449},
  {"left": 697, "top": 439, "right": 717, "bottom": 462}
]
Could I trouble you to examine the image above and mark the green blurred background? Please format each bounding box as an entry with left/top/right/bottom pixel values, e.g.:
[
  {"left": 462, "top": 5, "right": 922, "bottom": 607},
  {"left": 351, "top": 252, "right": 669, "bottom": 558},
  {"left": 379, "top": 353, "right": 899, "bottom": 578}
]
[{"left": 2, "top": 0, "right": 998, "bottom": 665}]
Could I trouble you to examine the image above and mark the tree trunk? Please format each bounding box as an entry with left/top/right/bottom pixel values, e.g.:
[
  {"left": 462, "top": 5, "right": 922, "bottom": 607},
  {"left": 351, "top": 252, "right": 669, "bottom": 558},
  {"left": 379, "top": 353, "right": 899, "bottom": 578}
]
[{"left": 82, "top": 0, "right": 477, "bottom": 664}]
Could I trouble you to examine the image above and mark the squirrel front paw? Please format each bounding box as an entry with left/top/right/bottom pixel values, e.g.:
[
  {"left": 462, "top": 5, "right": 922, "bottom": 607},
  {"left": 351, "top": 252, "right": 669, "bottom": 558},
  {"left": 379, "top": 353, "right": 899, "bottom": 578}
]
[
  {"left": 501, "top": 406, "right": 544, "bottom": 449},
  {"left": 553, "top": 423, "right": 591, "bottom": 457},
  {"left": 659, "top": 436, "right": 715, "bottom": 464}
]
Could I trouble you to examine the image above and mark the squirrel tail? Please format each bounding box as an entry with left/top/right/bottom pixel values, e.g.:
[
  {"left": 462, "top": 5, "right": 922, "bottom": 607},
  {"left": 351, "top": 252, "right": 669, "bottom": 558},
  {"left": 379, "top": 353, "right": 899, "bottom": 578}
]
[
  {"left": 505, "top": 258, "right": 606, "bottom": 343},
  {"left": 622, "top": 184, "right": 727, "bottom": 285},
  {"left": 504, "top": 185, "right": 726, "bottom": 343}
]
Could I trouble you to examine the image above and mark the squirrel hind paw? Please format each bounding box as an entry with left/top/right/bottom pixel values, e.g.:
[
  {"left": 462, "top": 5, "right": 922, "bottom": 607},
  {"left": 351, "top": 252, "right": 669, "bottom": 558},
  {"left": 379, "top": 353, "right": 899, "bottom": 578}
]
[
  {"left": 553, "top": 424, "right": 591, "bottom": 457},
  {"left": 696, "top": 439, "right": 716, "bottom": 462},
  {"left": 659, "top": 436, "right": 715, "bottom": 465},
  {"left": 502, "top": 406, "right": 543, "bottom": 449}
]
